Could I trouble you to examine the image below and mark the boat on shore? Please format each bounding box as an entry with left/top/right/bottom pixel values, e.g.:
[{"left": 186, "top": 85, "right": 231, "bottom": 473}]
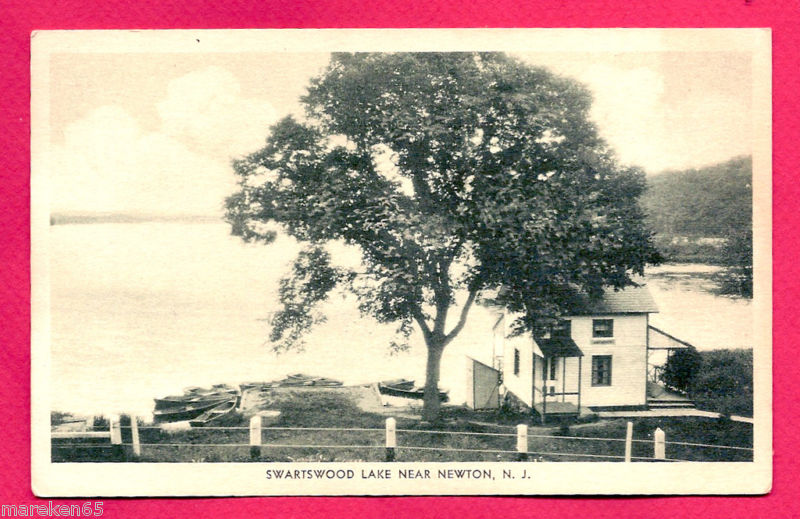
[
  {"left": 277, "top": 374, "right": 344, "bottom": 387},
  {"left": 189, "top": 398, "right": 239, "bottom": 427},
  {"left": 239, "top": 381, "right": 281, "bottom": 392},
  {"left": 153, "top": 396, "right": 237, "bottom": 423},
  {"left": 378, "top": 379, "right": 449, "bottom": 402},
  {"left": 154, "top": 388, "right": 238, "bottom": 410}
]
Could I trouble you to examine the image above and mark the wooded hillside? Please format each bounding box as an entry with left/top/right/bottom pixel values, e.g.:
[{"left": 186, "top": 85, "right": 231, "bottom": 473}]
[
  {"left": 641, "top": 156, "right": 752, "bottom": 238},
  {"left": 641, "top": 156, "right": 752, "bottom": 266}
]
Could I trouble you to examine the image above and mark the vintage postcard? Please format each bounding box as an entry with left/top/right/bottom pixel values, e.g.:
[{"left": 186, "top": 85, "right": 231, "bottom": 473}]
[{"left": 31, "top": 28, "right": 771, "bottom": 496}]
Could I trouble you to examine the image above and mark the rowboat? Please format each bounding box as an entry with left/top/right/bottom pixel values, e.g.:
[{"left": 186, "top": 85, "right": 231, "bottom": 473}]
[
  {"left": 280, "top": 373, "right": 317, "bottom": 386},
  {"left": 154, "top": 384, "right": 239, "bottom": 410},
  {"left": 309, "top": 377, "right": 343, "bottom": 387},
  {"left": 154, "top": 390, "right": 238, "bottom": 410},
  {"left": 378, "top": 379, "right": 414, "bottom": 390},
  {"left": 378, "top": 380, "right": 449, "bottom": 402},
  {"left": 189, "top": 398, "right": 238, "bottom": 427},
  {"left": 153, "top": 396, "right": 237, "bottom": 422},
  {"left": 279, "top": 374, "right": 344, "bottom": 387}
]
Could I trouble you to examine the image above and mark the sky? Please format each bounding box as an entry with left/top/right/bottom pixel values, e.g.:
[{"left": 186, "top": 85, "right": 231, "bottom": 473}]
[{"left": 46, "top": 44, "right": 755, "bottom": 216}]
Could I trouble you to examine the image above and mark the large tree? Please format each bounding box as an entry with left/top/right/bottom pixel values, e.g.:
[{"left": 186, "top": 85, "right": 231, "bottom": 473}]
[{"left": 226, "top": 53, "right": 660, "bottom": 421}]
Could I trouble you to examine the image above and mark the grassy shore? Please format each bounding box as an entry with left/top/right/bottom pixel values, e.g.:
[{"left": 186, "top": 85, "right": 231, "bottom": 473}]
[{"left": 52, "top": 390, "right": 752, "bottom": 463}]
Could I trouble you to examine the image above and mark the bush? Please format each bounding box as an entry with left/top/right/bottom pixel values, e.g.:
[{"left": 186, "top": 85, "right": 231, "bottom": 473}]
[
  {"left": 716, "top": 227, "right": 752, "bottom": 298},
  {"left": 660, "top": 346, "right": 703, "bottom": 392},
  {"left": 690, "top": 350, "right": 753, "bottom": 417},
  {"left": 661, "top": 348, "right": 753, "bottom": 417}
]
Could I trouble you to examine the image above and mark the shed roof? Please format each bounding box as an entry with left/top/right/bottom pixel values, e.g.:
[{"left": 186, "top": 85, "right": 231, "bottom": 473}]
[
  {"left": 535, "top": 337, "right": 584, "bottom": 358},
  {"left": 569, "top": 284, "right": 659, "bottom": 315}
]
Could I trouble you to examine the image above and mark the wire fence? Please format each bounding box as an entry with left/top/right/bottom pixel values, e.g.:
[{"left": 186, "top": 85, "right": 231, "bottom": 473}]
[{"left": 51, "top": 415, "right": 753, "bottom": 463}]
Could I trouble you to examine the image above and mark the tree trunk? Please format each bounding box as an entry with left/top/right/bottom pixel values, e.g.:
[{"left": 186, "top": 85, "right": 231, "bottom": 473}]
[{"left": 422, "top": 340, "right": 445, "bottom": 423}]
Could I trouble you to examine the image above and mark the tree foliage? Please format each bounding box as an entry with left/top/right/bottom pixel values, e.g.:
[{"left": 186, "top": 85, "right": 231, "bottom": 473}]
[
  {"left": 660, "top": 346, "right": 703, "bottom": 392},
  {"left": 716, "top": 225, "right": 753, "bottom": 297},
  {"left": 660, "top": 348, "right": 753, "bottom": 417},
  {"left": 641, "top": 156, "right": 752, "bottom": 239},
  {"left": 226, "top": 52, "right": 661, "bottom": 419}
]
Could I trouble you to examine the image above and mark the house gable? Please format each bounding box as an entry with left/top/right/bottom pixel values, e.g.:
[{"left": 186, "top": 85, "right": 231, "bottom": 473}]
[{"left": 491, "top": 284, "right": 658, "bottom": 410}]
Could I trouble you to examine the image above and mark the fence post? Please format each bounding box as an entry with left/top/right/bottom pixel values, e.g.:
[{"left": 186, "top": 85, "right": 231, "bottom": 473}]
[
  {"left": 654, "top": 427, "right": 665, "bottom": 461},
  {"left": 109, "top": 415, "right": 122, "bottom": 445},
  {"left": 385, "top": 418, "right": 396, "bottom": 461},
  {"left": 130, "top": 415, "right": 141, "bottom": 457},
  {"left": 516, "top": 424, "right": 528, "bottom": 461},
  {"left": 110, "top": 414, "right": 123, "bottom": 461},
  {"left": 250, "top": 415, "right": 262, "bottom": 460},
  {"left": 624, "top": 421, "right": 633, "bottom": 462}
]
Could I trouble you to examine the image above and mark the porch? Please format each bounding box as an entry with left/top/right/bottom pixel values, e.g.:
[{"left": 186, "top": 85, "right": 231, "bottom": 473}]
[
  {"left": 532, "top": 401, "right": 580, "bottom": 422},
  {"left": 532, "top": 337, "right": 584, "bottom": 424}
]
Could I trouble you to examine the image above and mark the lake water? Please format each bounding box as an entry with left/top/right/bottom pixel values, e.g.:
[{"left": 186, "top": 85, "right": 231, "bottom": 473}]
[{"left": 48, "top": 223, "right": 753, "bottom": 417}]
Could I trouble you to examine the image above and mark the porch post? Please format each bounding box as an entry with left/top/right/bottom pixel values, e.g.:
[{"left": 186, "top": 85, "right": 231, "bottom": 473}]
[
  {"left": 577, "top": 356, "right": 582, "bottom": 414},
  {"left": 541, "top": 369, "right": 547, "bottom": 425},
  {"left": 562, "top": 356, "right": 566, "bottom": 402},
  {"left": 532, "top": 354, "right": 536, "bottom": 410}
]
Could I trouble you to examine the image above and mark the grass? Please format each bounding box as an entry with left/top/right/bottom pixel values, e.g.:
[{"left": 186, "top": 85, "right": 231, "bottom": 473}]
[{"left": 52, "top": 390, "right": 753, "bottom": 463}]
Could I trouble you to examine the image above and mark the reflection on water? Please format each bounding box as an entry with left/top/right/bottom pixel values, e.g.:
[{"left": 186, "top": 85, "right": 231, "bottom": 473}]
[{"left": 47, "top": 223, "right": 753, "bottom": 416}]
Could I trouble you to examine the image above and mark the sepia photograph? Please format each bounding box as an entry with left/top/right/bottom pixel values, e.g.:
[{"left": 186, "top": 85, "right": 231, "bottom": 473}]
[{"left": 30, "top": 28, "right": 771, "bottom": 496}]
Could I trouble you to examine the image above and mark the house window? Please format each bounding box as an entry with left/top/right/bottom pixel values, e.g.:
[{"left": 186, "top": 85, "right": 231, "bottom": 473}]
[
  {"left": 513, "top": 349, "right": 520, "bottom": 376},
  {"left": 552, "top": 320, "right": 571, "bottom": 338},
  {"left": 592, "top": 355, "right": 612, "bottom": 386},
  {"left": 548, "top": 357, "right": 558, "bottom": 380},
  {"left": 592, "top": 319, "right": 614, "bottom": 338}
]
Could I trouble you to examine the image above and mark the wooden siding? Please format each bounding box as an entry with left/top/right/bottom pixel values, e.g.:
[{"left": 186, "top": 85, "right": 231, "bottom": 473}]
[
  {"left": 495, "top": 312, "right": 649, "bottom": 409},
  {"left": 567, "top": 314, "right": 648, "bottom": 407},
  {"left": 496, "top": 314, "right": 535, "bottom": 407}
]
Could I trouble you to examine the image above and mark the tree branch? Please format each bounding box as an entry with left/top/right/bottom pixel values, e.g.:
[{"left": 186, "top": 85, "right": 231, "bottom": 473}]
[
  {"left": 443, "top": 290, "right": 478, "bottom": 345},
  {"left": 411, "top": 305, "right": 433, "bottom": 341}
]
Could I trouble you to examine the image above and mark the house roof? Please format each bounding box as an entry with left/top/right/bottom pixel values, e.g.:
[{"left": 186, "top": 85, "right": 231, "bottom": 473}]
[
  {"left": 569, "top": 284, "right": 659, "bottom": 315},
  {"left": 483, "top": 280, "right": 659, "bottom": 316},
  {"left": 535, "top": 337, "right": 584, "bottom": 358}
]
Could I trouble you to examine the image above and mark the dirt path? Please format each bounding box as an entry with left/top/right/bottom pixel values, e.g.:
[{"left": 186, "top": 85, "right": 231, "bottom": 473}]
[{"left": 598, "top": 408, "right": 754, "bottom": 423}]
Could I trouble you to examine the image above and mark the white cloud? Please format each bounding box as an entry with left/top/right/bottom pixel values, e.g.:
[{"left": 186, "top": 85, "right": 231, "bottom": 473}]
[
  {"left": 50, "top": 105, "right": 234, "bottom": 215},
  {"left": 51, "top": 67, "right": 281, "bottom": 214},
  {"left": 157, "top": 66, "right": 278, "bottom": 159},
  {"left": 520, "top": 55, "right": 750, "bottom": 173},
  {"left": 577, "top": 64, "right": 750, "bottom": 172},
  {"left": 577, "top": 64, "right": 666, "bottom": 170},
  {"left": 660, "top": 93, "right": 751, "bottom": 171}
]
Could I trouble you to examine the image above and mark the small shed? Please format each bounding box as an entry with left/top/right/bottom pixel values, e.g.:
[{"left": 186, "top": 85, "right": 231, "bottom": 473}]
[{"left": 465, "top": 357, "right": 501, "bottom": 410}]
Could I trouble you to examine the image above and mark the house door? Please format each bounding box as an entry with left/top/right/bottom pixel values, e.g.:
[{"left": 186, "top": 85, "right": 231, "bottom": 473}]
[{"left": 466, "top": 357, "right": 501, "bottom": 410}]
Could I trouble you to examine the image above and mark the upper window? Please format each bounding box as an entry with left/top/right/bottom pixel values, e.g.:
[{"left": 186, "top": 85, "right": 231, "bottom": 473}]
[
  {"left": 592, "top": 319, "right": 614, "bottom": 338},
  {"left": 592, "top": 355, "right": 612, "bottom": 386},
  {"left": 552, "top": 319, "right": 571, "bottom": 338},
  {"left": 513, "top": 348, "right": 520, "bottom": 376}
]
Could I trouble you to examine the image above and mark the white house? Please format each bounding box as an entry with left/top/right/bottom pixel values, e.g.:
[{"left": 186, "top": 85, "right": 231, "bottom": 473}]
[{"left": 481, "top": 284, "right": 691, "bottom": 422}]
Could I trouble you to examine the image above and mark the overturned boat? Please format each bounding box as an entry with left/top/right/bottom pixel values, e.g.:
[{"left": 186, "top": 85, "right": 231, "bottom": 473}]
[
  {"left": 153, "top": 395, "right": 237, "bottom": 423},
  {"left": 154, "top": 387, "right": 238, "bottom": 410},
  {"left": 189, "top": 398, "right": 239, "bottom": 427},
  {"left": 378, "top": 379, "right": 449, "bottom": 402}
]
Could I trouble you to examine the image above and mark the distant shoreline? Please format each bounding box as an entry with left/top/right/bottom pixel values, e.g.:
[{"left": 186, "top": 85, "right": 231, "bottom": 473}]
[{"left": 50, "top": 212, "right": 222, "bottom": 226}]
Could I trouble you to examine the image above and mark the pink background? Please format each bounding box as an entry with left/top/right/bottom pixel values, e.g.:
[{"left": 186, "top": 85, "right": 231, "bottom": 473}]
[{"left": 3, "top": 0, "right": 796, "bottom": 515}]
